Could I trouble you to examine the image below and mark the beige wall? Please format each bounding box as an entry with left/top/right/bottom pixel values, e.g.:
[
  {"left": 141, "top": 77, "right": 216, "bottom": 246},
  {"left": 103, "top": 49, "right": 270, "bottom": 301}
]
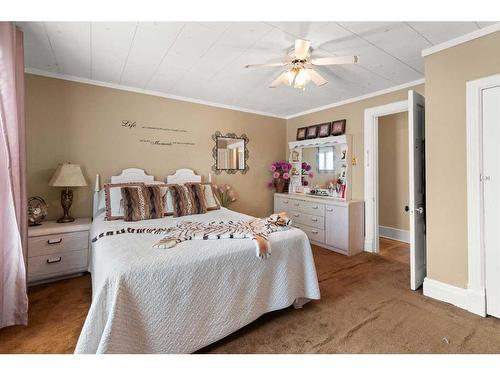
[
  {"left": 286, "top": 84, "right": 424, "bottom": 201},
  {"left": 26, "top": 74, "right": 286, "bottom": 220},
  {"left": 425, "top": 31, "right": 500, "bottom": 288},
  {"left": 378, "top": 112, "right": 409, "bottom": 231}
]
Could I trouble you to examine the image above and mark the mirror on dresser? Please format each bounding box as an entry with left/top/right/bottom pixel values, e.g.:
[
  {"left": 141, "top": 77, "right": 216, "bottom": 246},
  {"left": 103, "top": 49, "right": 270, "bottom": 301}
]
[{"left": 288, "top": 135, "right": 352, "bottom": 200}]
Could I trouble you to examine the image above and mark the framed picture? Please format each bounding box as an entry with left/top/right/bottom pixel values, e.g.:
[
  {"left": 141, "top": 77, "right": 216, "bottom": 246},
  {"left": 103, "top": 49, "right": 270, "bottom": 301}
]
[
  {"left": 296, "top": 127, "right": 307, "bottom": 140},
  {"left": 306, "top": 125, "right": 319, "bottom": 139},
  {"left": 331, "top": 119, "right": 346, "bottom": 136},
  {"left": 318, "top": 122, "right": 332, "bottom": 137}
]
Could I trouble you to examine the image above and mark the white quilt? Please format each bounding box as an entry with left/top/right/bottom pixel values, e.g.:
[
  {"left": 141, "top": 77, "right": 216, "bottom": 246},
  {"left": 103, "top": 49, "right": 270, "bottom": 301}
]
[{"left": 75, "top": 208, "right": 320, "bottom": 354}]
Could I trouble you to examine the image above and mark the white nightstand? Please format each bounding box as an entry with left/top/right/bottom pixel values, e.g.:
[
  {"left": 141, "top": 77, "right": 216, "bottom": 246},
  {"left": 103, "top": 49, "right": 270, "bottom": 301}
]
[{"left": 28, "top": 218, "right": 91, "bottom": 285}]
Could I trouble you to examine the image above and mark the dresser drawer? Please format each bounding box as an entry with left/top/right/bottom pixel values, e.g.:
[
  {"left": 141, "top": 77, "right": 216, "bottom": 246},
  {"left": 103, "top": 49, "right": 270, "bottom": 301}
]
[
  {"left": 298, "top": 201, "right": 325, "bottom": 216},
  {"left": 28, "top": 249, "right": 88, "bottom": 282},
  {"left": 274, "top": 196, "right": 293, "bottom": 213},
  {"left": 293, "top": 223, "right": 325, "bottom": 243},
  {"left": 28, "top": 231, "right": 88, "bottom": 257},
  {"left": 289, "top": 210, "right": 324, "bottom": 229}
]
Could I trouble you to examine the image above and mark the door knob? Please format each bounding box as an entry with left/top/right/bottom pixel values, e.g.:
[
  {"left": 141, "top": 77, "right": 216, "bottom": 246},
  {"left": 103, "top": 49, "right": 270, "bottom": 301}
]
[{"left": 415, "top": 207, "right": 424, "bottom": 214}]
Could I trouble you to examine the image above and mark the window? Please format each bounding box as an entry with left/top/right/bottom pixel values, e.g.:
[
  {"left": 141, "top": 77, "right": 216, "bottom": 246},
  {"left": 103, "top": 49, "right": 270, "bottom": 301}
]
[{"left": 318, "top": 146, "right": 334, "bottom": 171}]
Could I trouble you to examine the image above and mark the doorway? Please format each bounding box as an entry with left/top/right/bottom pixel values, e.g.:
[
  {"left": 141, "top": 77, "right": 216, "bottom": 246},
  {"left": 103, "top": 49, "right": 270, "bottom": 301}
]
[
  {"left": 466, "top": 74, "right": 500, "bottom": 318},
  {"left": 378, "top": 111, "right": 410, "bottom": 265},
  {"left": 364, "top": 90, "right": 426, "bottom": 290}
]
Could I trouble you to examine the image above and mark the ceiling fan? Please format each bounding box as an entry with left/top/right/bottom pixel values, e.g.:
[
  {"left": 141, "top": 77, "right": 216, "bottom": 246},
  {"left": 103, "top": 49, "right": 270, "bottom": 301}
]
[{"left": 244, "top": 39, "right": 359, "bottom": 90}]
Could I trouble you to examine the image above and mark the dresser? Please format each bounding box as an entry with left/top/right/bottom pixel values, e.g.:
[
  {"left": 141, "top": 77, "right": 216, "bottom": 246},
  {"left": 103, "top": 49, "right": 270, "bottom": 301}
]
[
  {"left": 274, "top": 193, "right": 364, "bottom": 256},
  {"left": 28, "top": 218, "right": 91, "bottom": 285}
]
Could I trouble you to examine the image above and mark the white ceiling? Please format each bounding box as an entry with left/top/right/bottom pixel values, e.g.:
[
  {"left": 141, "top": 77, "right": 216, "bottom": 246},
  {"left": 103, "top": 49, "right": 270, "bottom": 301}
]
[{"left": 18, "top": 21, "right": 496, "bottom": 117}]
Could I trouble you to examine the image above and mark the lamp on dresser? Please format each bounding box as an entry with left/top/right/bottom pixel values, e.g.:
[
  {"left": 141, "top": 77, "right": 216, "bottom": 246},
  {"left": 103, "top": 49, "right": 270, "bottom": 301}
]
[{"left": 49, "top": 163, "right": 88, "bottom": 223}]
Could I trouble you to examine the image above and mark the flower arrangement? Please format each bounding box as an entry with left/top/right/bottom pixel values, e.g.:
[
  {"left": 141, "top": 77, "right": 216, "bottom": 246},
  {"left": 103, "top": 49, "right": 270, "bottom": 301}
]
[
  {"left": 267, "top": 161, "right": 292, "bottom": 193},
  {"left": 214, "top": 184, "right": 237, "bottom": 208},
  {"left": 301, "top": 162, "right": 314, "bottom": 186}
]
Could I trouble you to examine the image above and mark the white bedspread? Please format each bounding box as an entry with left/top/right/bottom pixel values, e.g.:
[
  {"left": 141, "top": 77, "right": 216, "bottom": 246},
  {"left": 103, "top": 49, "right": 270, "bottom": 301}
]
[{"left": 75, "top": 208, "right": 320, "bottom": 353}]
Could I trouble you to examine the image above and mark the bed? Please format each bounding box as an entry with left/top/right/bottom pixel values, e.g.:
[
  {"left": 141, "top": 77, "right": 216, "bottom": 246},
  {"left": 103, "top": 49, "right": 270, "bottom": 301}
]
[{"left": 75, "top": 168, "right": 321, "bottom": 354}]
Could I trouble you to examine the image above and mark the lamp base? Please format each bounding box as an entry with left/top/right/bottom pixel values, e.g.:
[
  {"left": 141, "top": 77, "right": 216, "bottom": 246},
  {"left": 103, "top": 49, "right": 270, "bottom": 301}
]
[
  {"left": 56, "top": 215, "right": 75, "bottom": 223},
  {"left": 56, "top": 187, "right": 75, "bottom": 224}
]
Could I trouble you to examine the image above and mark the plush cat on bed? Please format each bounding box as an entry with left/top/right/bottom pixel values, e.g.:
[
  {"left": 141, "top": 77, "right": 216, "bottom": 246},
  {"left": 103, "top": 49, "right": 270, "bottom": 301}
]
[{"left": 91, "top": 212, "right": 292, "bottom": 259}]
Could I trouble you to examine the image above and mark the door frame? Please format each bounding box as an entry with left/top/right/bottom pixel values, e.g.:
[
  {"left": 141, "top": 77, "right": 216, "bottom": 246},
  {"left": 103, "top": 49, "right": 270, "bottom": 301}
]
[
  {"left": 466, "top": 73, "right": 500, "bottom": 317},
  {"left": 363, "top": 99, "right": 408, "bottom": 253}
]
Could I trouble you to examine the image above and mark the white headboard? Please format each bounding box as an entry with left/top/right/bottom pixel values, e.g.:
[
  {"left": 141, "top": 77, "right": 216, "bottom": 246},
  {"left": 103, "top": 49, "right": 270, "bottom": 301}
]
[
  {"left": 166, "top": 168, "right": 202, "bottom": 184},
  {"left": 111, "top": 168, "right": 155, "bottom": 184},
  {"left": 93, "top": 168, "right": 202, "bottom": 218}
]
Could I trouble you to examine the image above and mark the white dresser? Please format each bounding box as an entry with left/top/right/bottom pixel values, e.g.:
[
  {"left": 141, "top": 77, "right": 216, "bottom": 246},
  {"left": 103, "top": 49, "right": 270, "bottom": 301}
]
[
  {"left": 28, "top": 218, "right": 91, "bottom": 285},
  {"left": 274, "top": 193, "right": 364, "bottom": 256}
]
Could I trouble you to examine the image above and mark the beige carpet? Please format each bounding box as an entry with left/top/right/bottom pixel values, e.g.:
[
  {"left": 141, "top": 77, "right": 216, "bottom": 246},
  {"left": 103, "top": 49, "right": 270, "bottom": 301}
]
[{"left": 2, "top": 239, "right": 500, "bottom": 354}]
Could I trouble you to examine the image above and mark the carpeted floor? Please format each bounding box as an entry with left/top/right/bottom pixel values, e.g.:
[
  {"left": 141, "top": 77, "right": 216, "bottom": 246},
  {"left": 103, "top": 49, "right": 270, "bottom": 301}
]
[{"left": 2, "top": 239, "right": 500, "bottom": 354}]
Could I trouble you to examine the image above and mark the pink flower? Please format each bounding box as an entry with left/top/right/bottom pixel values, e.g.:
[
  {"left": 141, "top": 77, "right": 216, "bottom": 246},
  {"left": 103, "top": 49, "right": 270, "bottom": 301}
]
[
  {"left": 283, "top": 172, "right": 290, "bottom": 180},
  {"left": 270, "top": 165, "right": 276, "bottom": 172},
  {"left": 273, "top": 172, "right": 280, "bottom": 179},
  {"left": 308, "top": 171, "right": 314, "bottom": 178},
  {"left": 219, "top": 185, "right": 225, "bottom": 193},
  {"left": 267, "top": 181, "right": 274, "bottom": 188}
]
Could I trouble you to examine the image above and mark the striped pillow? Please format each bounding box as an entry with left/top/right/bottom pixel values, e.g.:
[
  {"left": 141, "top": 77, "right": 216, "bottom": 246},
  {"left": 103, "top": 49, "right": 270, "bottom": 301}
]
[
  {"left": 121, "top": 185, "right": 164, "bottom": 221},
  {"left": 185, "top": 183, "right": 207, "bottom": 215},
  {"left": 200, "top": 183, "right": 221, "bottom": 211}
]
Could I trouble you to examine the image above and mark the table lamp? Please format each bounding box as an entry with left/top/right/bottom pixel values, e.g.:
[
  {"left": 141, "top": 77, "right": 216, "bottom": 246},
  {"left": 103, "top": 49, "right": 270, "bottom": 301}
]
[{"left": 49, "top": 163, "right": 88, "bottom": 223}]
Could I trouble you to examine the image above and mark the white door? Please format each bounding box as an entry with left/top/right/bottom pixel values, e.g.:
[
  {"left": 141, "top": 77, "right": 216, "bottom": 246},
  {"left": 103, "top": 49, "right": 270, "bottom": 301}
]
[
  {"left": 408, "top": 90, "right": 426, "bottom": 290},
  {"left": 483, "top": 85, "right": 500, "bottom": 318}
]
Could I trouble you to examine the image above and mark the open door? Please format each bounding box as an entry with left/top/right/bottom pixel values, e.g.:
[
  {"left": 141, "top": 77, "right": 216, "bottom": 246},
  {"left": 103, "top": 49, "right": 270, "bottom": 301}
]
[{"left": 408, "top": 90, "right": 426, "bottom": 290}]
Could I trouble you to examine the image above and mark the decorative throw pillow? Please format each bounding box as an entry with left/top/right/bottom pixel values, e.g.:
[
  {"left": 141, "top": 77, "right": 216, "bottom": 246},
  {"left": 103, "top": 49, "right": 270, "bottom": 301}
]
[
  {"left": 169, "top": 184, "right": 198, "bottom": 217},
  {"left": 121, "top": 185, "right": 164, "bottom": 221},
  {"left": 185, "top": 183, "right": 207, "bottom": 215},
  {"left": 200, "top": 183, "right": 221, "bottom": 211},
  {"left": 146, "top": 182, "right": 174, "bottom": 216},
  {"left": 104, "top": 182, "right": 145, "bottom": 220}
]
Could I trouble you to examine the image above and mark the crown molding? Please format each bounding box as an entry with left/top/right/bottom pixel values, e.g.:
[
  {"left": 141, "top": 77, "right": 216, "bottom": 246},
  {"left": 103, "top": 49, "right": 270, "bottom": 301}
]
[
  {"left": 422, "top": 22, "right": 500, "bottom": 57},
  {"left": 24, "top": 68, "right": 286, "bottom": 119},
  {"left": 285, "top": 78, "right": 425, "bottom": 120},
  {"left": 26, "top": 68, "right": 426, "bottom": 121}
]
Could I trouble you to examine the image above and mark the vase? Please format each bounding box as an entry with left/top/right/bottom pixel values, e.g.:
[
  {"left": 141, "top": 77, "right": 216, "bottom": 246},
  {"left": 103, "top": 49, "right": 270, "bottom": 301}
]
[{"left": 274, "top": 178, "right": 286, "bottom": 193}]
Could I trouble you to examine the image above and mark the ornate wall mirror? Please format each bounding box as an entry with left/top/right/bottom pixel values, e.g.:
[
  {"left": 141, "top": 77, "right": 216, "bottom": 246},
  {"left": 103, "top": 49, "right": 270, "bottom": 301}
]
[{"left": 211, "top": 131, "right": 249, "bottom": 175}]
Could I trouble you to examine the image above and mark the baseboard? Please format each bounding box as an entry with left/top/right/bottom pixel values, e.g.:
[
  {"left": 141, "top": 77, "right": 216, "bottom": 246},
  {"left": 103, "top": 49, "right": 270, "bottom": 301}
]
[
  {"left": 423, "top": 278, "right": 487, "bottom": 317},
  {"left": 379, "top": 226, "right": 409, "bottom": 243},
  {"left": 423, "top": 277, "right": 469, "bottom": 310}
]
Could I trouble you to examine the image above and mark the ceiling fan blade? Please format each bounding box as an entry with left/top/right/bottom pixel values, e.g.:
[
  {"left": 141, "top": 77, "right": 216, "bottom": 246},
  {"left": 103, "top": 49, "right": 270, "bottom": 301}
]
[
  {"left": 310, "top": 55, "right": 359, "bottom": 66},
  {"left": 294, "top": 39, "right": 311, "bottom": 59},
  {"left": 269, "top": 72, "right": 288, "bottom": 88},
  {"left": 244, "top": 62, "right": 288, "bottom": 69},
  {"left": 308, "top": 69, "right": 328, "bottom": 87}
]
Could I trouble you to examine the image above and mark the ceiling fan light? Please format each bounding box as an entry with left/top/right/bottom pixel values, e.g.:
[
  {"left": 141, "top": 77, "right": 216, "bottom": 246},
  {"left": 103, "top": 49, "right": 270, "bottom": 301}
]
[
  {"left": 293, "top": 68, "right": 311, "bottom": 89},
  {"left": 284, "top": 70, "right": 295, "bottom": 86}
]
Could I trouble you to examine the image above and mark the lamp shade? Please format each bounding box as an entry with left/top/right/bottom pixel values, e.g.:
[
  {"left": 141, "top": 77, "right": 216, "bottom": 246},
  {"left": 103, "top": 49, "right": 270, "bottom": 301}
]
[{"left": 49, "top": 163, "right": 88, "bottom": 187}]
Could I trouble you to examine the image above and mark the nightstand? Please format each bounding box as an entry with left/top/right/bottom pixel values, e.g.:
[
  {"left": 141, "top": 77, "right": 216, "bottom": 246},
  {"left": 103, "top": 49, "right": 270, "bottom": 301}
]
[{"left": 28, "top": 218, "right": 91, "bottom": 285}]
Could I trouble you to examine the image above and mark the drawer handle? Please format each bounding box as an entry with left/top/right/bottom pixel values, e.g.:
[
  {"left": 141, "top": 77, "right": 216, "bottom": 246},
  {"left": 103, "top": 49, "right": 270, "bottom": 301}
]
[
  {"left": 311, "top": 206, "right": 319, "bottom": 209},
  {"left": 293, "top": 214, "right": 300, "bottom": 217},
  {"left": 311, "top": 218, "right": 318, "bottom": 222},
  {"left": 46, "top": 257, "right": 62, "bottom": 264},
  {"left": 47, "top": 238, "right": 62, "bottom": 245},
  {"left": 294, "top": 203, "right": 300, "bottom": 206},
  {"left": 326, "top": 208, "right": 333, "bottom": 212},
  {"left": 312, "top": 230, "right": 319, "bottom": 234},
  {"left": 283, "top": 200, "right": 289, "bottom": 204}
]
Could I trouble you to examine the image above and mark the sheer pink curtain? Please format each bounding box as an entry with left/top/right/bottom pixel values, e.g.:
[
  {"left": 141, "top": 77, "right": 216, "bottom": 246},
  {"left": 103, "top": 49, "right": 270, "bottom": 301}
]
[{"left": 0, "top": 22, "right": 28, "bottom": 328}]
